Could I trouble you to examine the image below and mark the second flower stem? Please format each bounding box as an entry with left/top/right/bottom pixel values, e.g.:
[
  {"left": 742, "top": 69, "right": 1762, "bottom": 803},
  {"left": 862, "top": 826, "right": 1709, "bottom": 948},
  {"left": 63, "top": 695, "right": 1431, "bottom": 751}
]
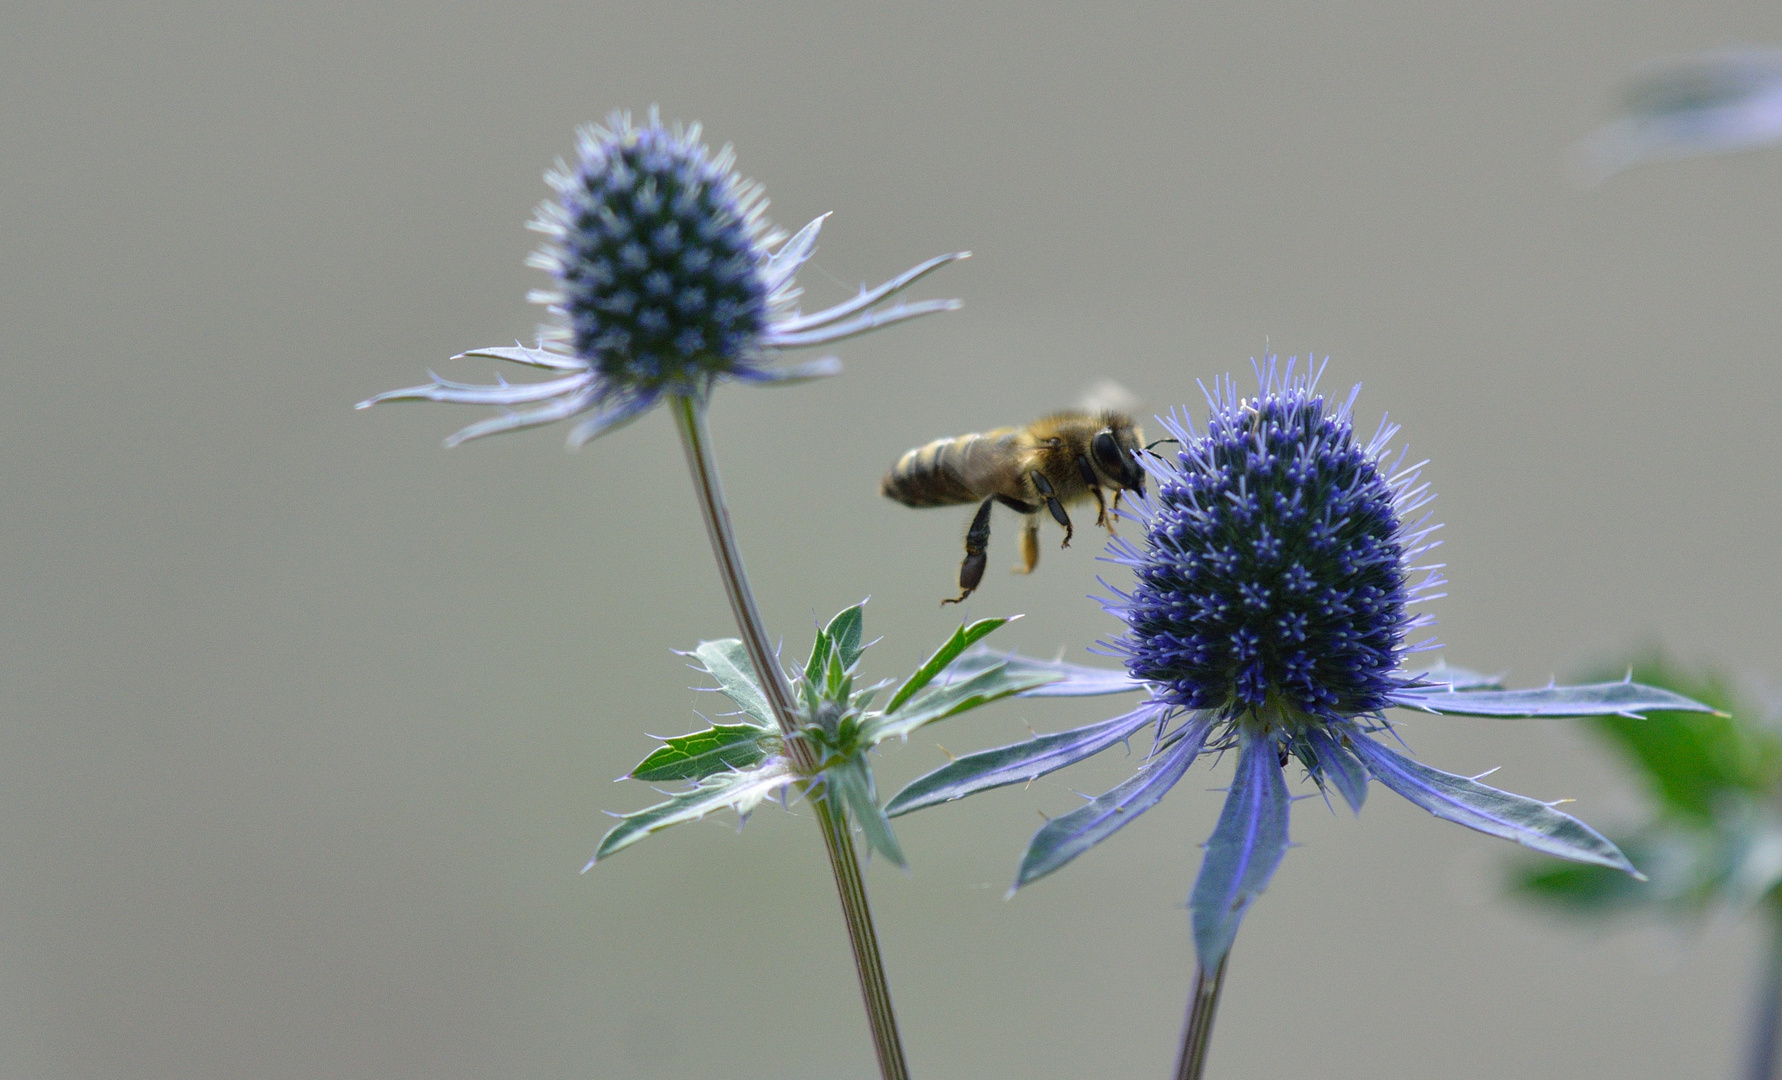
[
  {"left": 670, "top": 394, "right": 911, "bottom": 1080},
  {"left": 1173, "top": 952, "right": 1231, "bottom": 1080}
]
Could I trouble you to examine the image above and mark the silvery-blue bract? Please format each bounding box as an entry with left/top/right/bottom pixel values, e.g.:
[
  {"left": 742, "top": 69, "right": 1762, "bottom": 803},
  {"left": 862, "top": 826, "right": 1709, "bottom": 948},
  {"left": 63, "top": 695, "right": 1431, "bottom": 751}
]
[
  {"left": 1575, "top": 49, "right": 1782, "bottom": 185},
  {"left": 889, "top": 357, "right": 1716, "bottom": 968},
  {"left": 359, "top": 109, "right": 965, "bottom": 446}
]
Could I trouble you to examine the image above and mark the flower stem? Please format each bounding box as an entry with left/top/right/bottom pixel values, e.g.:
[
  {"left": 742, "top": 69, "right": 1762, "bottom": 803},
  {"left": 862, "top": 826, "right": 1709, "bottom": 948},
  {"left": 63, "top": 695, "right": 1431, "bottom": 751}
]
[
  {"left": 1747, "top": 908, "right": 1782, "bottom": 1080},
  {"left": 1172, "top": 952, "right": 1231, "bottom": 1080},
  {"left": 669, "top": 394, "right": 911, "bottom": 1080}
]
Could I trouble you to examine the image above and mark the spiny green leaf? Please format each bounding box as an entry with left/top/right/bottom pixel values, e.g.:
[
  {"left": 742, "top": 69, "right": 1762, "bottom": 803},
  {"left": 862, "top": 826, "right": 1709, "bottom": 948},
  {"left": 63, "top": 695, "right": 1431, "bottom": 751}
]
[
  {"left": 825, "top": 646, "right": 851, "bottom": 701},
  {"left": 824, "top": 758, "right": 905, "bottom": 867},
  {"left": 587, "top": 765, "right": 793, "bottom": 866},
  {"left": 804, "top": 626, "right": 832, "bottom": 690},
  {"left": 870, "top": 661, "right": 1059, "bottom": 745},
  {"left": 629, "top": 724, "right": 775, "bottom": 782},
  {"left": 825, "top": 603, "right": 867, "bottom": 671},
  {"left": 885, "top": 617, "right": 1014, "bottom": 714},
  {"left": 689, "top": 639, "right": 773, "bottom": 728}
]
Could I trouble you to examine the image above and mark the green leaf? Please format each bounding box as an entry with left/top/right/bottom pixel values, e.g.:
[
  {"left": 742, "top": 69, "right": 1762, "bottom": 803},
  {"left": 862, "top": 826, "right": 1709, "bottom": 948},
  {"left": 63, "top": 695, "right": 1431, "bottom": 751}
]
[
  {"left": 825, "top": 646, "right": 851, "bottom": 702},
  {"left": 628, "top": 723, "right": 775, "bottom": 782},
  {"left": 1579, "top": 654, "right": 1780, "bottom": 822},
  {"left": 689, "top": 639, "right": 773, "bottom": 728},
  {"left": 884, "top": 617, "right": 1014, "bottom": 714},
  {"left": 587, "top": 765, "right": 793, "bottom": 866},
  {"left": 1510, "top": 856, "right": 1654, "bottom": 914},
  {"left": 824, "top": 758, "right": 905, "bottom": 867},
  {"left": 804, "top": 626, "right": 831, "bottom": 690},
  {"left": 825, "top": 603, "right": 867, "bottom": 671},
  {"left": 869, "top": 661, "right": 1059, "bottom": 745}
]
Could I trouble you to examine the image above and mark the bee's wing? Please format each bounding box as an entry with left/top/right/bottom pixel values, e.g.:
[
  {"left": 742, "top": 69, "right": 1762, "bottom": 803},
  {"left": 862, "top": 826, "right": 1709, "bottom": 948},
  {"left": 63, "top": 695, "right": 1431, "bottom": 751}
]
[
  {"left": 1077, "top": 379, "right": 1141, "bottom": 416},
  {"left": 947, "top": 427, "right": 1030, "bottom": 496}
]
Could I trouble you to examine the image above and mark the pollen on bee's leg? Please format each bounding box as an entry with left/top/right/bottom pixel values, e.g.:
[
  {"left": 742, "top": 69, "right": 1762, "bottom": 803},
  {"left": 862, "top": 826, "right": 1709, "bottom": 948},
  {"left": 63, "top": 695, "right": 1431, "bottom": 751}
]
[{"left": 1013, "top": 520, "right": 1040, "bottom": 574}]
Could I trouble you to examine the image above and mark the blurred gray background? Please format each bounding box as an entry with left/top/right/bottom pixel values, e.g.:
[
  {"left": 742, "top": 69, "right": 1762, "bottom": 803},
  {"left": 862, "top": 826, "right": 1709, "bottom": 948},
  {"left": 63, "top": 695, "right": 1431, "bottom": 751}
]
[{"left": 6, "top": 1, "right": 1780, "bottom": 1077}]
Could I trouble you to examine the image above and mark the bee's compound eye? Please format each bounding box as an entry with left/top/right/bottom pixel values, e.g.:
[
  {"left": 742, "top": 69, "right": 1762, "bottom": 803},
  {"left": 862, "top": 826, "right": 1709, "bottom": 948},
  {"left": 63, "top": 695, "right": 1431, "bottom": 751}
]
[
  {"left": 1091, "top": 431, "right": 1123, "bottom": 471},
  {"left": 1094, "top": 430, "right": 1144, "bottom": 492}
]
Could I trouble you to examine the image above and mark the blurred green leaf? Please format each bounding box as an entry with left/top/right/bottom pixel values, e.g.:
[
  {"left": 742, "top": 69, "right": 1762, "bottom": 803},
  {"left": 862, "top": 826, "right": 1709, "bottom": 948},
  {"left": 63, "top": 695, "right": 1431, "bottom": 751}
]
[
  {"left": 1506, "top": 651, "right": 1782, "bottom": 924},
  {"left": 1512, "top": 855, "right": 1654, "bottom": 914},
  {"left": 1581, "top": 654, "right": 1779, "bottom": 822}
]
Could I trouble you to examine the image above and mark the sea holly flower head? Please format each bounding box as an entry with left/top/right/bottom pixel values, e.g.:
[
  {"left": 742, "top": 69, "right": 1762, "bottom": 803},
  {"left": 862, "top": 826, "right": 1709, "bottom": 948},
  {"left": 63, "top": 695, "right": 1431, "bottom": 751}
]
[
  {"left": 1108, "top": 359, "right": 1443, "bottom": 724},
  {"left": 887, "top": 356, "right": 1716, "bottom": 969},
  {"left": 359, "top": 108, "right": 966, "bottom": 447}
]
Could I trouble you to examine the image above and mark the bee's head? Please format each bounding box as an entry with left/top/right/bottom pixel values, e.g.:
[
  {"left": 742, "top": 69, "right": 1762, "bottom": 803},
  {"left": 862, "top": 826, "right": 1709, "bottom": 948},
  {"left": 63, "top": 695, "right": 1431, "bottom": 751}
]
[{"left": 1091, "top": 416, "right": 1147, "bottom": 496}]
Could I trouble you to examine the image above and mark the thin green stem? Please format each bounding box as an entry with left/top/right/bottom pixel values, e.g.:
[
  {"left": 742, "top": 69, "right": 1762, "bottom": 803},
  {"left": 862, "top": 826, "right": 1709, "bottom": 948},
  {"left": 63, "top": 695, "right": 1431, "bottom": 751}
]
[
  {"left": 669, "top": 394, "right": 911, "bottom": 1080},
  {"left": 1172, "top": 952, "right": 1231, "bottom": 1080},
  {"left": 1747, "top": 910, "right": 1782, "bottom": 1080}
]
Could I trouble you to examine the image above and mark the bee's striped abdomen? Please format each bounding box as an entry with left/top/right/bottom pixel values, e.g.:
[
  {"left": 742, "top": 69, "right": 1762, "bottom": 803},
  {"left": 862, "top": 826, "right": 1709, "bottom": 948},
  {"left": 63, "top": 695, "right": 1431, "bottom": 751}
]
[{"left": 880, "top": 430, "right": 1018, "bottom": 508}]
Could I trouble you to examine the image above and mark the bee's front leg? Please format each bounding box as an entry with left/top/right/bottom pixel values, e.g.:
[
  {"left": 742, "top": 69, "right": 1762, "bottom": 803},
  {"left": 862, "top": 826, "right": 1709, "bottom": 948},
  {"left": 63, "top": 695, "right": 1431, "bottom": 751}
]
[
  {"left": 1077, "top": 456, "right": 1113, "bottom": 532},
  {"left": 1029, "top": 472, "right": 1073, "bottom": 547},
  {"left": 943, "top": 496, "right": 997, "bottom": 605}
]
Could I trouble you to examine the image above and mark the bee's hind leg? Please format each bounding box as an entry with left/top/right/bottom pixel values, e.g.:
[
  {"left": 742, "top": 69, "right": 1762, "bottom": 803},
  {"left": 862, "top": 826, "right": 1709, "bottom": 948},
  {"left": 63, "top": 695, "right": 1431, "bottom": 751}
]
[
  {"left": 943, "top": 496, "right": 997, "bottom": 605},
  {"left": 1028, "top": 472, "right": 1073, "bottom": 548},
  {"left": 1015, "top": 517, "right": 1040, "bottom": 574},
  {"left": 993, "top": 495, "right": 1041, "bottom": 574}
]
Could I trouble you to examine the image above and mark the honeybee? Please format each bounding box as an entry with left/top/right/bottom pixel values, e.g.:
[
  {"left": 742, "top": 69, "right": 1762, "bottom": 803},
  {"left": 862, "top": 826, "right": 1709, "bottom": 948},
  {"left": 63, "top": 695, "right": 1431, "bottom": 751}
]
[{"left": 881, "top": 408, "right": 1147, "bottom": 604}]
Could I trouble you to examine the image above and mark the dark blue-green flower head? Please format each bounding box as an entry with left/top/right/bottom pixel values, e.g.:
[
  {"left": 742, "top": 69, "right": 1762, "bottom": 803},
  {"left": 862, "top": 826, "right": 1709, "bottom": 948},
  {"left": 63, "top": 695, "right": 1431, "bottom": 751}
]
[
  {"left": 360, "top": 108, "right": 966, "bottom": 447},
  {"left": 1104, "top": 358, "right": 1445, "bottom": 727},
  {"left": 530, "top": 113, "right": 774, "bottom": 390}
]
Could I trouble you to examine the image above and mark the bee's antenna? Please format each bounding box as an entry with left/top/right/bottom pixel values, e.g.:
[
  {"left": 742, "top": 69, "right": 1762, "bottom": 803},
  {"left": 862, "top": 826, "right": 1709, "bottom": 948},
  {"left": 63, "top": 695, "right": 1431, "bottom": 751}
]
[{"left": 1143, "top": 437, "right": 1180, "bottom": 452}]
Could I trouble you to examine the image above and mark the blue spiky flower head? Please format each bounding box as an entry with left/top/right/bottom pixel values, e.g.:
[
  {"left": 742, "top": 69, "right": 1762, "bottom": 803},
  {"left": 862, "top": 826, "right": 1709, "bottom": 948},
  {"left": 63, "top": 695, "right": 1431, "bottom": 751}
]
[
  {"left": 528, "top": 111, "right": 774, "bottom": 393},
  {"left": 360, "top": 108, "right": 965, "bottom": 447},
  {"left": 1106, "top": 357, "right": 1445, "bottom": 727},
  {"left": 888, "top": 355, "right": 1713, "bottom": 978}
]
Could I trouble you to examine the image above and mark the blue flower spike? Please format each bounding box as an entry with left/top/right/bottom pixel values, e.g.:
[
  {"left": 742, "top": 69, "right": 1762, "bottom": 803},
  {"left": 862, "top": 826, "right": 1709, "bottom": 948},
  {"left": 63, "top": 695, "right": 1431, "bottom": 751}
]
[
  {"left": 887, "top": 356, "right": 1716, "bottom": 970},
  {"left": 359, "top": 108, "right": 967, "bottom": 446}
]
